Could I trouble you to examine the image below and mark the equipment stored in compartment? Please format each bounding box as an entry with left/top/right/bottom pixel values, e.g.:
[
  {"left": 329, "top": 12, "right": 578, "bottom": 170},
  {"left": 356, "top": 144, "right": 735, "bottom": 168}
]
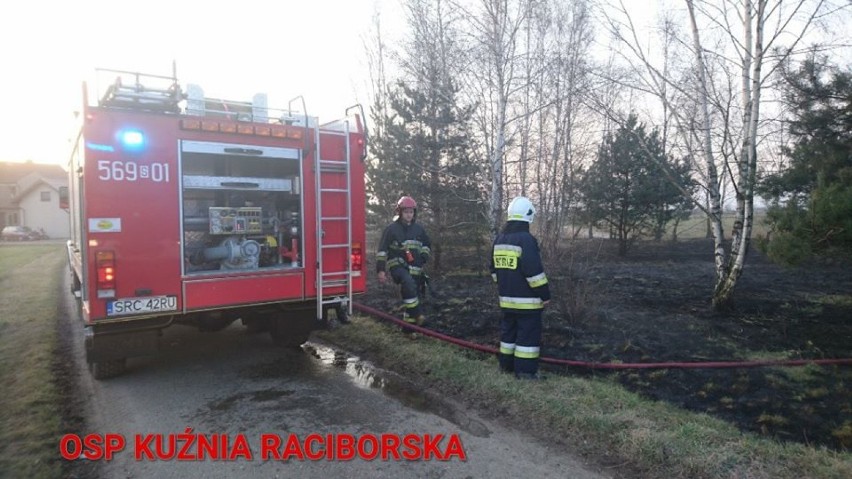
[{"left": 208, "top": 207, "right": 263, "bottom": 235}]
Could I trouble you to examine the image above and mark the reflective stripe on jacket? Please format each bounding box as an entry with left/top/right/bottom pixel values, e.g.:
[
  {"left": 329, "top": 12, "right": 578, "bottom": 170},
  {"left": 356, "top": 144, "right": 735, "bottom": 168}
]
[
  {"left": 491, "top": 221, "right": 550, "bottom": 312},
  {"left": 376, "top": 219, "right": 431, "bottom": 273}
]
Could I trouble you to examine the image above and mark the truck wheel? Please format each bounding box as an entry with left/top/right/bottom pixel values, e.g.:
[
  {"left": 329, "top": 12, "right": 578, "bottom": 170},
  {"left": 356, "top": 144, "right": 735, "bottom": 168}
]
[
  {"left": 198, "top": 313, "right": 236, "bottom": 332},
  {"left": 242, "top": 315, "right": 269, "bottom": 333},
  {"left": 269, "top": 313, "right": 315, "bottom": 348},
  {"left": 89, "top": 358, "right": 127, "bottom": 380},
  {"left": 321, "top": 304, "right": 351, "bottom": 331},
  {"left": 334, "top": 305, "right": 350, "bottom": 325}
]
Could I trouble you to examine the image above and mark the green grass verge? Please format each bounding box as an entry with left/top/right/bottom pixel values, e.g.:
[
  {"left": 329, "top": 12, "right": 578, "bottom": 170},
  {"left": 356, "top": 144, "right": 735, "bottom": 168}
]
[
  {"left": 0, "top": 244, "right": 66, "bottom": 478},
  {"left": 315, "top": 316, "right": 852, "bottom": 479}
]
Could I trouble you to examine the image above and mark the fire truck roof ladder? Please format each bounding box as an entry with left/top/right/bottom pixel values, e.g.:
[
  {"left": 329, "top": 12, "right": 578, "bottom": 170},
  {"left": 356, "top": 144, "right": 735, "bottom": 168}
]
[
  {"left": 314, "top": 113, "right": 354, "bottom": 321},
  {"left": 96, "top": 67, "right": 183, "bottom": 113}
]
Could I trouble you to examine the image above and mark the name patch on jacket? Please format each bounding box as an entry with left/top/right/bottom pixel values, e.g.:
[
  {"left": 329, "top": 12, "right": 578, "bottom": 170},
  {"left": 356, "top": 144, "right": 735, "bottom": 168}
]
[{"left": 493, "top": 244, "right": 521, "bottom": 270}]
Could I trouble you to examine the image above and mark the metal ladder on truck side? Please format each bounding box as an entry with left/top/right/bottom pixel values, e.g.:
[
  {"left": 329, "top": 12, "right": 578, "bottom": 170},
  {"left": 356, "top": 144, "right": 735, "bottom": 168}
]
[{"left": 314, "top": 119, "right": 353, "bottom": 321}]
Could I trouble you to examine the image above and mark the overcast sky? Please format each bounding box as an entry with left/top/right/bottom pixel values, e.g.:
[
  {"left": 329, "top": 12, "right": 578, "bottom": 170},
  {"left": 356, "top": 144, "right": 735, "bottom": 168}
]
[
  {"left": 0, "top": 0, "right": 400, "bottom": 166},
  {"left": 2, "top": 1, "right": 845, "bottom": 168}
]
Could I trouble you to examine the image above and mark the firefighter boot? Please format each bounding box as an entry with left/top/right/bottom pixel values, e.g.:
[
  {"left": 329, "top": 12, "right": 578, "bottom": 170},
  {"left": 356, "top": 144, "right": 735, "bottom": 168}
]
[
  {"left": 401, "top": 313, "right": 420, "bottom": 340},
  {"left": 407, "top": 315, "right": 426, "bottom": 339},
  {"left": 402, "top": 311, "right": 426, "bottom": 324}
]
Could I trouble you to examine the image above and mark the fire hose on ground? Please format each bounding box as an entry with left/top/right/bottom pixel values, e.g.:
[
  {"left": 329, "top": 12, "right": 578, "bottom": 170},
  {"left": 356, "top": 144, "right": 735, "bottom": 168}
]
[{"left": 352, "top": 302, "right": 852, "bottom": 370}]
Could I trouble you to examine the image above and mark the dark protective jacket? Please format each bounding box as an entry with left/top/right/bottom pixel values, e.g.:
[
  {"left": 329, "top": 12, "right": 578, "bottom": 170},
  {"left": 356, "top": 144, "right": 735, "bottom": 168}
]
[
  {"left": 376, "top": 218, "right": 431, "bottom": 275},
  {"left": 491, "top": 221, "right": 551, "bottom": 311}
]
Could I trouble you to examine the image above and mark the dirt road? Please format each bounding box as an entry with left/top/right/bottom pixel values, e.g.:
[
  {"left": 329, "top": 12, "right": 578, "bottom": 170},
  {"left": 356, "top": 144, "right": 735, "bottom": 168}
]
[{"left": 58, "top": 281, "right": 608, "bottom": 478}]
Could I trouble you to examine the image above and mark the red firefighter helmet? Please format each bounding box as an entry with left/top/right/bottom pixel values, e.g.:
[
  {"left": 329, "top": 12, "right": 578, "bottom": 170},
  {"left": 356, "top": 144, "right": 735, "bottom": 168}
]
[{"left": 395, "top": 196, "right": 417, "bottom": 214}]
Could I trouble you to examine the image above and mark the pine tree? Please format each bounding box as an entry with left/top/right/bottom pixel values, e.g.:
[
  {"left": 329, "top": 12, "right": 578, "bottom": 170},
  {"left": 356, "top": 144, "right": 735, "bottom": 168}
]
[
  {"left": 366, "top": 79, "right": 487, "bottom": 272},
  {"left": 758, "top": 58, "right": 852, "bottom": 264},
  {"left": 580, "top": 114, "right": 694, "bottom": 255}
]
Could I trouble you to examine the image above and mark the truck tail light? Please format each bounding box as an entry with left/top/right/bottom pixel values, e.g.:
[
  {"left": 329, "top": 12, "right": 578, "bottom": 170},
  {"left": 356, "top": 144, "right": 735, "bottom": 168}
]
[
  {"left": 357, "top": 137, "right": 367, "bottom": 160},
  {"left": 351, "top": 243, "right": 362, "bottom": 270},
  {"left": 96, "top": 251, "right": 116, "bottom": 297}
]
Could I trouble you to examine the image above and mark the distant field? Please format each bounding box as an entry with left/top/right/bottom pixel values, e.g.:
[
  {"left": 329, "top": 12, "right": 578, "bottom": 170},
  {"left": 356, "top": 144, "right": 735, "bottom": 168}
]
[
  {"left": 566, "top": 211, "right": 771, "bottom": 241},
  {"left": 671, "top": 211, "right": 770, "bottom": 240}
]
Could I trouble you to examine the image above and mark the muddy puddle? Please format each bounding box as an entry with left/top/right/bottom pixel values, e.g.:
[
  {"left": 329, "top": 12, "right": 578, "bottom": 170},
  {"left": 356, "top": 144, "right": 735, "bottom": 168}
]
[{"left": 303, "top": 341, "right": 491, "bottom": 438}]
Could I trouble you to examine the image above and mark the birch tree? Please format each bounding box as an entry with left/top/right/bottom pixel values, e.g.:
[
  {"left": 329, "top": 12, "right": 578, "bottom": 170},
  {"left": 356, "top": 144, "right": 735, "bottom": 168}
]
[
  {"left": 529, "top": 0, "right": 595, "bottom": 253},
  {"left": 598, "top": 0, "right": 845, "bottom": 309},
  {"left": 460, "top": 0, "right": 530, "bottom": 236},
  {"left": 690, "top": 0, "right": 843, "bottom": 308},
  {"left": 364, "top": 10, "right": 397, "bottom": 223}
]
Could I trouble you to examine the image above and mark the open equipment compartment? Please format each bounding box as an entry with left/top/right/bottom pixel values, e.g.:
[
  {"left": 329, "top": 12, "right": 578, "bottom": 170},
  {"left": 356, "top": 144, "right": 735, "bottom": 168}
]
[{"left": 180, "top": 140, "right": 303, "bottom": 274}]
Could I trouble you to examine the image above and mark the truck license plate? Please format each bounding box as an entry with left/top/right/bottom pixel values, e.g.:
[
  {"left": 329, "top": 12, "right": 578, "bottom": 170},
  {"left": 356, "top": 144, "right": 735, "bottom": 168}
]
[{"left": 107, "top": 295, "right": 177, "bottom": 316}]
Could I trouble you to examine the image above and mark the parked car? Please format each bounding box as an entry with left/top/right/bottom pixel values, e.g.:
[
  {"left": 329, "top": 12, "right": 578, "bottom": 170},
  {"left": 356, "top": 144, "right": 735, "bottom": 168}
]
[{"left": 1, "top": 226, "right": 44, "bottom": 241}]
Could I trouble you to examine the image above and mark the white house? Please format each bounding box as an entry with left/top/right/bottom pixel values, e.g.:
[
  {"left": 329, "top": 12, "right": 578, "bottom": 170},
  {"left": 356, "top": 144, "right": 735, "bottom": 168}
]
[{"left": 0, "top": 162, "right": 69, "bottom": 239}]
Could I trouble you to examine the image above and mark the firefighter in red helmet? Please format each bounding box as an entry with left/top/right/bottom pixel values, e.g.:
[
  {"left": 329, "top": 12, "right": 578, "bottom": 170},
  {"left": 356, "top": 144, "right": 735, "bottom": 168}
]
[{"left": 377, "top": 196, "right": 432, "bottom": 331}]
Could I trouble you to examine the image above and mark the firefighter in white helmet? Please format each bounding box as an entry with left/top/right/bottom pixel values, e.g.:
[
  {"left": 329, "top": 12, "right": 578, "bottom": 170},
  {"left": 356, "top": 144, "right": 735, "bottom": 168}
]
[
  {"left": 491, "top": 196, "right": 551, "bottom": 380},
  {"left": 377, "top": 196, "right": 432, "bottom": 329}
]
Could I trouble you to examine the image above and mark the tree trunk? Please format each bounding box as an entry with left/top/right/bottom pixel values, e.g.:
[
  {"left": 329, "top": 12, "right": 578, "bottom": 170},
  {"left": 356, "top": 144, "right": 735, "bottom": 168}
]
[
  {"left": 491, "top": 101, "right": 506, "bottom": 238},
  {"left": 712, "top": 0, "right": 765, "bottom": 310},
  {"left": 685, "top": 0, "right": 727, "bottom": 308}
]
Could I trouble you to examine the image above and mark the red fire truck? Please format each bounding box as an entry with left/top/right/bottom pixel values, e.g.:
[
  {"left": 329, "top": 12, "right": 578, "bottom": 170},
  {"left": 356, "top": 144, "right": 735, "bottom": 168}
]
[{"left": 65, "top": 66, "right": 367, "bottom": 379}]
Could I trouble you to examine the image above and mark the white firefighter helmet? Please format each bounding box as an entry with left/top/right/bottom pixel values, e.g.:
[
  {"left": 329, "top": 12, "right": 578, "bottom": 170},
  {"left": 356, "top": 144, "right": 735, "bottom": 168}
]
[{"left": 507, "top": 196, "right": 535, "bottom": 223}]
